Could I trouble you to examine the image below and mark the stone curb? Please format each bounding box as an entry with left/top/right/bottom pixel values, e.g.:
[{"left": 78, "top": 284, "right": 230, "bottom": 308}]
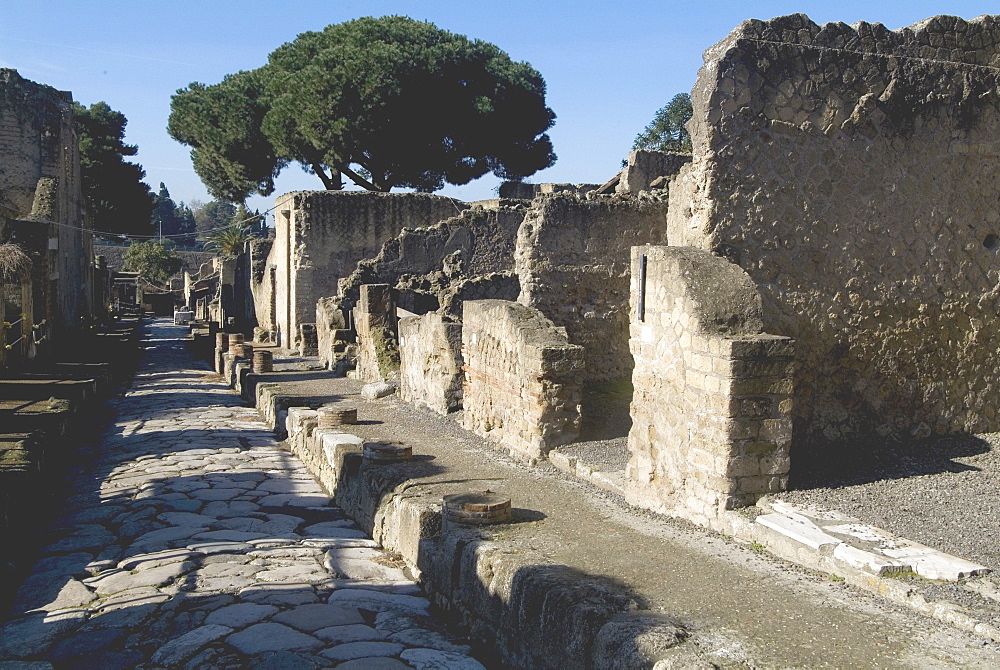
[
  {"left": 718, "top": 502, "right": 1000, "bottom": 642},
  {"left": 264, "top": 387, "right": 688, "bottom": 669},
  {"left": 552, "top": 448, "right": 1000, "bottom": 644}
]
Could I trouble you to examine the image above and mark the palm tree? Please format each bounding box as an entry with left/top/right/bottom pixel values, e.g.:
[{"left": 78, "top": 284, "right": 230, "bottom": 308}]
[{"left": 200, "top": 223, "right": 252, "bottom": 257}]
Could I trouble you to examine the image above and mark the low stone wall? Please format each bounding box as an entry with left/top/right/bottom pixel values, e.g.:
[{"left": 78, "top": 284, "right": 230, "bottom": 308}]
[
  {"left": 626, "top": 246, "right": 794, "bottom": 527},
  {"left": 461, "top": 300, "right": 584, "bottom": 463},
  {"left": 277, "top": 404, "right": 683, "bottom": 669},
  {"left": 515, "top": 194, "right": 668, "bottom": 383},
  {"left": 398, "top": 312, "right": 464, "bottom": 415}
]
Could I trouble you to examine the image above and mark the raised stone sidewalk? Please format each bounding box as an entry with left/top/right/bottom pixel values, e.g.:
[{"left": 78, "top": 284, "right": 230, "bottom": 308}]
[{"left": 0, "top": 321, "right": 484, "bottom": 669}]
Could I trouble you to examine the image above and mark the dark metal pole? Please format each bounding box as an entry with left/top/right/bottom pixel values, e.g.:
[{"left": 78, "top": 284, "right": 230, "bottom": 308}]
[{"left": 638, "top": 254, "right": 647, "bottom": 322}]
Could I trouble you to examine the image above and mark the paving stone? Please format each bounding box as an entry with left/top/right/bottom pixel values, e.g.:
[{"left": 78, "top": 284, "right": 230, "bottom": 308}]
[
  {"left": 314, "top": 623, "right": 386, "bottom": 644},
  {"left": 256, "top": 569, "right": 329, "bottom": 584},
  {"left": 130, "top": 526, "right": 209, "bottom": 551},
  {"left": 327, "top": 589, "right": 431, "bottom": 614},
  {"left": 324, "top": 579, "right": 423, "bottom": 595},
  {"left": 42, "top": 527, "right": 116, "bottom": 554},
  {"left": 0, "top": 662, "right": 55, "bottom": 669},
  {"left": 400, "top": 648, "right": 487, "bottom": 669},
  {"left": 249, "top": 650, "right": 325, "bottom": 670},
  {"left": 226, "top": 623, "right": 323, "bottom": 654},
  {"left": 31, "top": 553, "right": 93, "bottom": 576},
  {"left": 238, "top": 583, "right": 319, "bottom": 606},
  {"left": 191, "top": 488, "right": 249, "bottom": 501},
  {"left": 158, "top": 511, "right": 216, "bottom": 526},
  {"left": 193, "top": 529, "right": 268, "bottom": 542},
  {"left": 186, "top": 540, "right": 252, "bottom": 555},
  {"left": 334, "top": 659, "right": 409, "bottom": 670},
  {"left": 90, "top": 560, "right": 196, "bottom": 595},
  {"left": 77, "top": 648, "right": 144, "bottom": 670},
  {"left": 319, "top": 641, "right": 405, "bottom": 661},
  {"left": 118, "top": 548, "right": 202, "bottom": 571},
  {"left": 205, "top": 603, "right": 278, "bottom": 628},
  {"left": 0, "top": 610, "right": 87, "bottom": 658},
  {"left": 272, "top": 603, "right": 366, "bottom": 632},
  {"left": 151, "top": 623, "right": 233, "bottom": 666},
  {"left": 96, "top": 587, "right": 169, "bottom": 613},
  {"left": 29, "top": 578, "right": 96, "bottom": 613},
  {"left": 257, "top": 479, "right": 325, "bottom": 494},
  {"left": 388, "top": 628, "right": 472, "bottom": 655},
  {"left": 44, "top": 627, "right": 124, "bottom": 662}
]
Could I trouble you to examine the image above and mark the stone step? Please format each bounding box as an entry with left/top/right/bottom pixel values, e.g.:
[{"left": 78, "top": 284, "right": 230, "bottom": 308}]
[{"left": 755, "top": 500, "right": 990, "bottom": 582}]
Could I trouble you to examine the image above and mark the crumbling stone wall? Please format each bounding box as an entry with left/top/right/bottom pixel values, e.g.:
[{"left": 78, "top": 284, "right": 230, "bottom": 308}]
[
  {"left": 398, "top": 312, "right": 463, "bottom": 414},
  {"left": 337, "top": 203, "right": 524, "bottom": 314},
  {"left": 626, "top": 246, "right": 794, "bottom": 525},
  {"left": 516, "top": 194, "right": 669, "bottom": 382},
  {"left": 264, "top": 191, "right": 463, "bottom": 348},
  {"left": 461, "top": 299, "right": 584, "bottom": 463},
  {"left": 617, "top": 150, "right": 691, "bottom": 194},
  {"left": 0, "top": 69, "right": 88, "bottom": 352},
  {"left": 353, "top": 284, "right": 398, "bottom": 382},
  {"left": 672, "top": 14, "right": 1000, "bottom": 447}
]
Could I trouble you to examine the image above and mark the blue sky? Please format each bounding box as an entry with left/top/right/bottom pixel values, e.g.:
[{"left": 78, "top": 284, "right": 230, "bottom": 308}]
[{"left": 1, "top": 1, "right": 996, "bottom": 223}]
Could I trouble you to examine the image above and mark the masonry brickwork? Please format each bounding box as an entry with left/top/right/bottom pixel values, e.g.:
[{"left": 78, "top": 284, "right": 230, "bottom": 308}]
[
  {"left": 461, "top": 300, "right": 584, "bottom": 463},
  {"left": 516, "top": 194, "right": 669, "bottom": 382},
  {"left": 626, "top": 246, "right": 794, "bottom": 525},
  {"left": 398, "top": 311, "right": 464, "bottom": 414},
  {"left": 670, "top": 14, "right": 1000, "bottom": 448},
  {"left": 0, "top": 69, "right": 88, "bottom": 356}
]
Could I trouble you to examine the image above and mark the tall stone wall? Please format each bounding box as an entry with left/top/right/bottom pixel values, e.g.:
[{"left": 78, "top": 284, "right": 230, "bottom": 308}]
[
  {"left": 264, "top": 191, "right": 464, "bottom": 348},
  {"left": 461, "top": 300, "right": 584, "bottom": 463},
  {"left": 515, "top": 194, "right": 668, "bottom": 382},
  {"left": 0, "top": 69, "right": 88, "bottom": 352},
  {"left": 672, "top": 14, "right": 1000, "bottom": 448},
  {"left": 626, "top": 247, "right": 794, "bottom": 525}
]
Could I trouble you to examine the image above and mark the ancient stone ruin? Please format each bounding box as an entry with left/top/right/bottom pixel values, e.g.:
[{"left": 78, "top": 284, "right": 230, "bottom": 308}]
[
  {"left": 672, "top": 13, "right": 1000, "bottom": 451},
  {"left": 239, "top": 14, "right": 1000, "bottom": 531}
]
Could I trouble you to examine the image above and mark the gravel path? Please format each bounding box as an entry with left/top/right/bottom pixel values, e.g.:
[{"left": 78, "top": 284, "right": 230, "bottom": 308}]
[
  {"left": 781, "top": 433, "right": 1000, "bottom": 570},
  {"left": 0, "top": 321, "right": 483, "bottom": 669}
]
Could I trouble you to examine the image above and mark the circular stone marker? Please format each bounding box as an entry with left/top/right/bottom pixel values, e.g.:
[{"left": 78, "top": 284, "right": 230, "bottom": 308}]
[
  {"left": 363, "top": 441, "right": 412, "bottom": 462},
  {"left": 317, "top": 405, "right": 358, "bottom": 427},
  {"left": 443, "top": 491, "right": 512, "bottom": 525}
]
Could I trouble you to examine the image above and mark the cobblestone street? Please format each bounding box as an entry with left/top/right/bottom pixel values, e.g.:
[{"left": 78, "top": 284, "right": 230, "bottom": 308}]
[{"left": 0, "top": 322, "right": 484, "bottom": 669}]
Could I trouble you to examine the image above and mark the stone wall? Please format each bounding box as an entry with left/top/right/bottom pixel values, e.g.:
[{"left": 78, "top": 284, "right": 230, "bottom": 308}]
[
  {"left": 338, "top": 203, "right": 525, "bottom": 311},
  {"left": 515, "top": 194, "right": 669, "bottom": 382},
  {"left": 353, "top": 284, "right": 397, "bottom": 382},
  {"left": 0, "top": 69, "right": 88, "bottom": 355},
  {"left": 672, "top": 13, "right": 1000, "bottom": 448},
  {"left": 461, "top": 300, "right": 584, "bottom": 463},
  {"left": 264, "top": 191, "right": 464, "bottom": 349},
  {"left": 626, "top": 246, "right": 794, "bottom": 526},
  {"left": 398, "top": 312, "right": 463, "bottom": 414},
  {"left": 617, "top": 150, "right": 691, "bottom": 194}
]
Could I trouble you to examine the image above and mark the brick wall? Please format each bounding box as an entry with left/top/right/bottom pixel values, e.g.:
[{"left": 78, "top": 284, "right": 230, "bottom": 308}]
[
  {"left": 461, "top": 299, "right": 584, "bottom": 463},
  {"left": 626, "top": 246, "right": 793, "bottom": 525}
]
